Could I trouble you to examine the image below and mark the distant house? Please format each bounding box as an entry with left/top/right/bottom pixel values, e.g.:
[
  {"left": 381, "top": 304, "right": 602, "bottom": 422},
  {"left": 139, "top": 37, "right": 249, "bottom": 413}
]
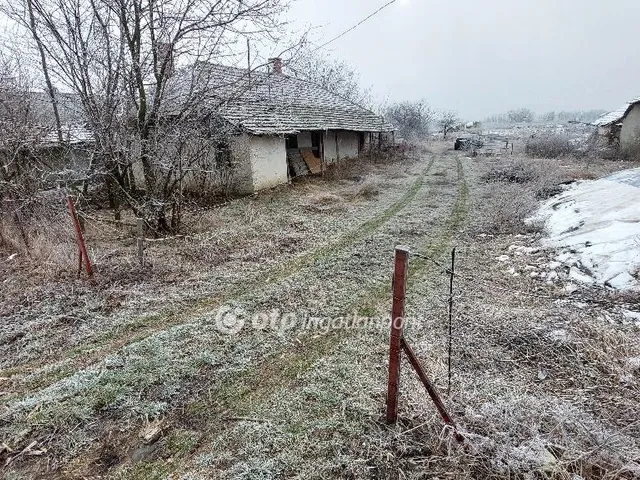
[
  {"left": 0, "top": 87, "right": 93, "bottom": 182},
  {"left": 593, "top": 97, "right": 640, "bottom": 152},
  {"left": 168, "top": 60, "right": 395, "bottom": 194}
]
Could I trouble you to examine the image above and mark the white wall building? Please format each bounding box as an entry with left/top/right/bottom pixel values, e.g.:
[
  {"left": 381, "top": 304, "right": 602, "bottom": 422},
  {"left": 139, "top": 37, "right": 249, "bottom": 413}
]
[
  {"left": 593, "top": 97, "right": 640, "bottom": 153},
  {"left": 175, "top": 62, "right": 395, "bottom": 194}
]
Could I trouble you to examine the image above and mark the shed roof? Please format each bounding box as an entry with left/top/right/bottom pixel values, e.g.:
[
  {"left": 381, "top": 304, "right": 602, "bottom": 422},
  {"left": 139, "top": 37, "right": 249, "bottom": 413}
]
[
  {"left": 593, "top": 97, "right": 640, "bottom": 127},
  {"left": 0, "top": 89, "right": 92, "bottom": 146},
  {"left": 166, "top": 63, "right": 394, "bottom": 135}
]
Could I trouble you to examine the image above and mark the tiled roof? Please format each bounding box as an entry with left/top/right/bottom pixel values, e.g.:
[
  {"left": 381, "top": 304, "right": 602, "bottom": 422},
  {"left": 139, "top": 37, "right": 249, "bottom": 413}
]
[
  {"left": 43, "top": 124, "right": 93, "bottom": 145},
  {"left": 593, "top": 97, "right": 640, "bottom": 127},
  {"left": 166, "top": 63, "right": 394, "bottom": 135},
  {"left": 0, "top": 90, "right": 92, "bottom": 146}
]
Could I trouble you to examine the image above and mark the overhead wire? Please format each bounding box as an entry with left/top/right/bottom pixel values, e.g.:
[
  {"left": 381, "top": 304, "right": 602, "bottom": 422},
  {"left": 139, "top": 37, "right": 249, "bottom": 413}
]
[{"left": 311, "top": 0, "right": 398, "bottom": 52}]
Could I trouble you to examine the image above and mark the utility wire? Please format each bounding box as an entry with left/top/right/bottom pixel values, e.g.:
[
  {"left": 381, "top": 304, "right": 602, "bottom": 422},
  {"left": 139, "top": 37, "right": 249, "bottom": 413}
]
[{"left": 312, "top": 0, "right": 397, "bottom": 52}]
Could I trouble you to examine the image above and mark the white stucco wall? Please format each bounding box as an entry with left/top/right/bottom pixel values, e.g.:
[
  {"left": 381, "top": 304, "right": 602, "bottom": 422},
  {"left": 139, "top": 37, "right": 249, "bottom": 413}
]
[
  {"left": 323, "top": 131, "right": 336, "bottom": 163},
  {"left": 323, "top": 130, "right": 361, "bottom": 163},
  {"left": 249, "top": 135, "right": 288, "bottom": 191},
  {"left": 621, "top": 104, "right": 640, "bottom": 153},
  {"left": 337, "top": 131, "right": 360, "bottom": 159}
]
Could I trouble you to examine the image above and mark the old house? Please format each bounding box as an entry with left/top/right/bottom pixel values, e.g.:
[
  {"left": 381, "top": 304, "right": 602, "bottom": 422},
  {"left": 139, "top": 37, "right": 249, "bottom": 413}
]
[
  {"left": 168, "top": 60, "right": 394, "bottom": 194},
  {"left": 593, "top": 97, "right": 640, "bottom": 152},
  {"left": 0, "top": 87, "right": 93, "bottom": 184}
]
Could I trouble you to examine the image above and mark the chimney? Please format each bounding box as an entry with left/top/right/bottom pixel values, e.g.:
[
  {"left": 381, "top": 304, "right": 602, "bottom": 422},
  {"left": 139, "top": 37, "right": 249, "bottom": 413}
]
[{"left": 269, "top": 57, "right": 282, "bottom": 74}]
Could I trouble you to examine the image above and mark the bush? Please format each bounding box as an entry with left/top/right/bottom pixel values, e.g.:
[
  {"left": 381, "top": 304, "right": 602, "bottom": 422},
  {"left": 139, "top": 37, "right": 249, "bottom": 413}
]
[
  {"left": 479, "top": 184, "right": 541, "bottom": 234},
  {"left": 482, "top": 162, "right": 538, "bottom": 184},
  {"left": 534, "top": 184, "right": 564, "bottom": 200},
  {"left": 525, "top": 135, "right": 573, "bottom": 158}
]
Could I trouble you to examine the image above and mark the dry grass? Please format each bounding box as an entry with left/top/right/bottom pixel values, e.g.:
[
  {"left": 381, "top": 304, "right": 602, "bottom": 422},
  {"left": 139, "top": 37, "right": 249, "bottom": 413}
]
[
  {"left": 473, "top": 153, "right": 640, "bottom": 235},
  {"left": 0, "top": 196, "right": 77, "bottom": 276},
  {"left": 299, "top": 189, "right": 347, "bottom": 213},
  {"left": 343, "top": 176, "right": 381, "bottom": 200},
  {"left": 2, "top": 149, "right": 639, "bottom": 479},
  {"left": 563, "top": 168, "right": 598, "bottom": 181},
  {"left": 476, "top": 183, "right": 541, "bottom": 234}
]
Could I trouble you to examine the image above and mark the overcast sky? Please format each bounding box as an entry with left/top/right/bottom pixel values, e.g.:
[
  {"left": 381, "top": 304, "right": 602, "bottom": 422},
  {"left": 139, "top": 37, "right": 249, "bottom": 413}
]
[{"left": 285, "top": 0, "right": 640, "bottom": 119}]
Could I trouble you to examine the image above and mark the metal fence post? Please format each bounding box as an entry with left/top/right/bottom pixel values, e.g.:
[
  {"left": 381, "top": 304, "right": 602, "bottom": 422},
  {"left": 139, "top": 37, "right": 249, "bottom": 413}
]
[
  {"left": 67, "top": 194, "right": 93, "bottom": 278},
  {"left": 386, "top": 245, "right": 409, "bottom": 424}
]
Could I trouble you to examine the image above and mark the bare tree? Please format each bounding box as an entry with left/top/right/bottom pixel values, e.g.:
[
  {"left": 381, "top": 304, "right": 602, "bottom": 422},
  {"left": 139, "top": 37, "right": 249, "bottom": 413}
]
[
  {"left": 438, "top": 110, "right": 460, "bottom": 138},
  {"left": 507, "top": 108, "right": 534, "bottom": 123},
  {"left": 3, "top": 0, "right": 290, "bottom": 231},
  {"left": 385, "top": 100, "right": 434, "bottom": 140},
  {"left": 288, "top": 49, "right": 373, "bottom": 108},
  {"left": 0, "top": 53, "right": 55, "bottom": 249},
  {"left": 539, "top": 111, "right": 556, "bottom": 123}
]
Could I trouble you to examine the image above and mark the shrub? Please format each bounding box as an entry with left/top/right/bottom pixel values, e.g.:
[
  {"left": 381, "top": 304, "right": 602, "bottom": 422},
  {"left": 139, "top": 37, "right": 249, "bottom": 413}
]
[
  {"left": 525, "top": 135, "right": 573, "bottom": 158},
  {"left": 479, "top": 184, "right": 541, "bottom": 234},
  {"left": 534, "top": 184, "right": 564, "bottom": 200},
  {"left": 482, "top": 162, "right": 538, "bottom": 184}
]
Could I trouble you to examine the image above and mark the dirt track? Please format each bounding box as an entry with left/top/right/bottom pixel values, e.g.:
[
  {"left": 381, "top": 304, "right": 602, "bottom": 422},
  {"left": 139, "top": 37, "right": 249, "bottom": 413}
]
[{"left": 2, "top": 148, "right": 639, "bottom": 479}]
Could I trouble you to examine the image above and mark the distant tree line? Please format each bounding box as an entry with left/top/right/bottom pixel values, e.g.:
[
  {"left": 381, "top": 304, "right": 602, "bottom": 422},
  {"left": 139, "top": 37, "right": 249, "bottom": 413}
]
[
  {"left": 485, "top": 109, "right": 607, "bottom": 125},
  {"left": 538, "top": 110, "right": 607, "bottom": 123}
]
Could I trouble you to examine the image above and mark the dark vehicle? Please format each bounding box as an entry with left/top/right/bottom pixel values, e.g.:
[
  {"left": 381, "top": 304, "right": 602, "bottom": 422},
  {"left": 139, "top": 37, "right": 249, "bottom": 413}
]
[{"left": 454, "top": 136, "right": 484, "bottom": 150}]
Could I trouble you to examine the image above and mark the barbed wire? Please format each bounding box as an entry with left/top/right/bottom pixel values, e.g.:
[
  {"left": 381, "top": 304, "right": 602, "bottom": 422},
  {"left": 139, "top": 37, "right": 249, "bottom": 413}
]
[{"left": 409, "top": 249, "right": 558, "bottom": 301}]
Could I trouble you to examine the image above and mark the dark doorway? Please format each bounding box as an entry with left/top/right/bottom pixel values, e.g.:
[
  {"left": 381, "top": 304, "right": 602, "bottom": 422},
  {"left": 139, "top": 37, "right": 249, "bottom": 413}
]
[
  {"left": 311, "top": 131, "right": 321, "bottom": 158},
  {"left": 285, "top": 135, "right": 299, "bottom": 149}
]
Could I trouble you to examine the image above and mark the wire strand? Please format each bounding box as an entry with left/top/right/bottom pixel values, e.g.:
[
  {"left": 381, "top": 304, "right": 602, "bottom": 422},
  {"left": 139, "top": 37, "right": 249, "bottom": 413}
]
[{"left": 312, "top": 0, "right": 397, "bottom": 52}]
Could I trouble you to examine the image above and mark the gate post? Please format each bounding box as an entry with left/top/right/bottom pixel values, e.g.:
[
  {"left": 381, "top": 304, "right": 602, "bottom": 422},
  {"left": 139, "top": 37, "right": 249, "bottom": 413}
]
[{"left": 386, "top": 245, "right": 409, "bottom": 424}]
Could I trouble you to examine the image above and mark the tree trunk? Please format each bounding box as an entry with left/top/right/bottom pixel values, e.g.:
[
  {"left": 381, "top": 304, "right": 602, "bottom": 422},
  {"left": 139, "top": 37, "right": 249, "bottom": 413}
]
[{"left": 27, "top": 0, "right": 63, "bottom": 144}]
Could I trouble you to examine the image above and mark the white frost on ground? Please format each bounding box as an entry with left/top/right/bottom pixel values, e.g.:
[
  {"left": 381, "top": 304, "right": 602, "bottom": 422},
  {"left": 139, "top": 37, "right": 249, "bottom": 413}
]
[{"left": 535, "top": 168, "right": 640, "bottom": 291}]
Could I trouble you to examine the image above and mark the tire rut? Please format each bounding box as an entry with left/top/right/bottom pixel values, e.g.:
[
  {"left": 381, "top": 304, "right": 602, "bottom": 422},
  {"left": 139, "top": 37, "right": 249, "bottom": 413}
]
[
  {"left": 101, "top": 157, "right": 470, "bottom": 479},
  {"left": 3, "top": 159, "right": 437, "bottom": 415}
]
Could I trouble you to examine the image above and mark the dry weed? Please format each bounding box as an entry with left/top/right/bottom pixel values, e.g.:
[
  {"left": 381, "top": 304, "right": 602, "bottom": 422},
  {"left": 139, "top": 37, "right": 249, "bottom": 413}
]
[
  {"left": 341, "top": 177, "right": 381, "bottom": 200},
  {"left": 476, "top": 183, "right": 540, "bottom": 234},
  {"left": 563, "top": 168, "right": 598, "bottom": 181},
  {"left": 525, "top": 134, "right": 575, "bottom": 158},
  {"left": 482, "top": 160, "right": 539, "bottom": 184}
]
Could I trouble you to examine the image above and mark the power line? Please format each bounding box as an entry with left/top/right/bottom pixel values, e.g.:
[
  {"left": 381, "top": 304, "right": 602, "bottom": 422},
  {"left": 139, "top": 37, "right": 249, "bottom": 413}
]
[{"left": 312, "top": 0, "right": 397, "bottom": 52}]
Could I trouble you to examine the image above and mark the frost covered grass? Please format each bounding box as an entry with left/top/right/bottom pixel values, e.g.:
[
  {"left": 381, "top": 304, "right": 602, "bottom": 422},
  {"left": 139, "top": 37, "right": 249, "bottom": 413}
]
[
  {"left": 3, "top": 149, "right": 640, "bottom": 479},
  {"left": 472, "top": 153, "right": 640, "bottom": 235},
  {"left": 441, "top": 232, "right": 640, "bottom": 479},
  {"left": 1, "top": 152, "right": 435, "bottom": 475},
  {"left": 525, "top": 133, "right": 576, "bottom": 158}
]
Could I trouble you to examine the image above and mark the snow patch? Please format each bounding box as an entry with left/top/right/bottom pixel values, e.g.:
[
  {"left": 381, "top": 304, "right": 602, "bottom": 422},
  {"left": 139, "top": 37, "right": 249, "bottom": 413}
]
[
  {"left": 534, "top": 168, "right": 640, "bottom": 291},
  {"left": 621, "top": 309, "right": 640, "bottom": 322}
]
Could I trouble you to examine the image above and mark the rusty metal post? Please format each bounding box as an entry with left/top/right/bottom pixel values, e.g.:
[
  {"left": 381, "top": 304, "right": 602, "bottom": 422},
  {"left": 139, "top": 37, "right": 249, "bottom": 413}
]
[
  {"left": 67, "top": 195, "right": 93, "bottom": 278},
  {"left": 386, "top": 245, "right": 409, "bottom": 424},
  {"left": 136, "top": 218, "right": 144, "bottom": 267},
  {"left": 401, "top": 338, "right": 464, "bottom": 443}
]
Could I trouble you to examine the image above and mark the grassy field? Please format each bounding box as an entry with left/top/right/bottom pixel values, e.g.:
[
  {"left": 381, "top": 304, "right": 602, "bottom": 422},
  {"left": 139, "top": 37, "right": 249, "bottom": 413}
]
[{"left": 1, "top": 144, "right": 639, "bottom": 479}]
